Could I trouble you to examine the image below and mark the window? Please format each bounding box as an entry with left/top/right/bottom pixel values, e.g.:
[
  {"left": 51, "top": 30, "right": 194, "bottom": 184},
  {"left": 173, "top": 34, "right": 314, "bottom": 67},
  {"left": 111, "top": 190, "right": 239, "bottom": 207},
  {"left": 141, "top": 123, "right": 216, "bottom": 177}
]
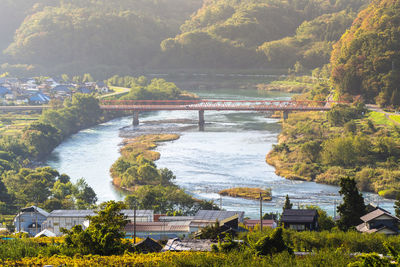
[{"left": 289, "top": 224, "right": 305, "bottom": 231}]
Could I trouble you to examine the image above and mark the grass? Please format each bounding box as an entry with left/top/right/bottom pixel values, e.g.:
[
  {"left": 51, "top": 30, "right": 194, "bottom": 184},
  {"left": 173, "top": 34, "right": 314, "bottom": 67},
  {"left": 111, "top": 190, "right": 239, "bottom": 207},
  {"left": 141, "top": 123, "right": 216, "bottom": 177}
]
[
  {"left": 121, "top": 134, "right": 180, "bottom": 162},
  {"left": 368, "top": 111, "right": 394, "bottom": 126},
  {"left": 389, "top": 114, "right": 400, "bottom": 124},
  {"left": 0, "top": 112, "right": 41, "bottom": 136},
  {"left": 219, "top": 187, "right": 272, "bottom": 201}
]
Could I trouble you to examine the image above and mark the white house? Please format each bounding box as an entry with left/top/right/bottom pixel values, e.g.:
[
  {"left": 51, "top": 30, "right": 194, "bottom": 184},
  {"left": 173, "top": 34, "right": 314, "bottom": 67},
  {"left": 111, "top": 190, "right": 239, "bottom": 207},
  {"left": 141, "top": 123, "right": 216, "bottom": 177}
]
[{"left": 14, "top": 206, "right": 50, "bottom": 237}]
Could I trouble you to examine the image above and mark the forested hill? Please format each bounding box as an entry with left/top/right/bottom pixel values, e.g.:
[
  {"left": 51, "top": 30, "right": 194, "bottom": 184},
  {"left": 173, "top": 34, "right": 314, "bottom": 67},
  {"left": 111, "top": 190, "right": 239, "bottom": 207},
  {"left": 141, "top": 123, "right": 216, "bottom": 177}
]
[
  {"left": 331, "top": 0, "right": 400, "bottom": 106},
  {"left": 1, "top": 0, "right": 203, "bottom": 76},
  {"left": 1, "top": 0, "right": 369, "bottom": 76}
]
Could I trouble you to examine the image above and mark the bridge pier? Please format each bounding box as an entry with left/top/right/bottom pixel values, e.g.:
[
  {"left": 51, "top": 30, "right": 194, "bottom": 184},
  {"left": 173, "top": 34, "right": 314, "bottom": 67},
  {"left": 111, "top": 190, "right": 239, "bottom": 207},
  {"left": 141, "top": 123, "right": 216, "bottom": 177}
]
[
  {"left": 283, "top": 110, "right": 289, "bottom": 121},
  {"left": 199, "top": 110, "right": 205, "bottom": 131},
  {"left": 133, "top": 111, "right": 139, "bottom": 126}
]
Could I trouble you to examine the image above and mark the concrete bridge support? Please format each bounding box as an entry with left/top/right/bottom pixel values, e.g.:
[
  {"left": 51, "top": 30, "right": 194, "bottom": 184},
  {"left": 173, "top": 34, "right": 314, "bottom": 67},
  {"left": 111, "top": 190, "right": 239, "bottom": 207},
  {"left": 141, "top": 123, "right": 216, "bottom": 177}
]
[
  {"left": 283, "top": 110, "right": 289, "bottom": 121},
  {"left": 199, "top": 110, "right": 205, "bottom": 131},
  {"left": 133, "top": 111, "right": 139, "bottom": 126}
]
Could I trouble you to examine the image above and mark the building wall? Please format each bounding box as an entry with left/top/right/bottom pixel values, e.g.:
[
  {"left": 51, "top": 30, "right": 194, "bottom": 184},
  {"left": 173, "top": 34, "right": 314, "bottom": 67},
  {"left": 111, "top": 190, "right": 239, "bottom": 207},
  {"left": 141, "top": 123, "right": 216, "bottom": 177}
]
[{"left": 14, "top": 212, "right": 47, "bottom": 236}]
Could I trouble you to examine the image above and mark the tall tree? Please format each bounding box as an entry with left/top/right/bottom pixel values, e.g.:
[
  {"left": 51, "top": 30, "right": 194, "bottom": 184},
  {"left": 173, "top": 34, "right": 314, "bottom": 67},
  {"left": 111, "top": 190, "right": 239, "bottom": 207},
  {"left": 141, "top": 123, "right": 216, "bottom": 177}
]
[
  {"left": 283, "top": 194, "right": 293, "bottom": 211},
  {"left": 336, "top": 177, "right": 366, "bottom": 231}
]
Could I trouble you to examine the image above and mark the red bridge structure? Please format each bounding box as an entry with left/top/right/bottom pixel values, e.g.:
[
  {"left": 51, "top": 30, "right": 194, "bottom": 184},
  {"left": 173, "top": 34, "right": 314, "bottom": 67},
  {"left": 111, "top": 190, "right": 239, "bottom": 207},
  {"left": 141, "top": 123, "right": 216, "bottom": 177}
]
[{"left": 100, "top": 99, "right": 341, "bottom": 130}]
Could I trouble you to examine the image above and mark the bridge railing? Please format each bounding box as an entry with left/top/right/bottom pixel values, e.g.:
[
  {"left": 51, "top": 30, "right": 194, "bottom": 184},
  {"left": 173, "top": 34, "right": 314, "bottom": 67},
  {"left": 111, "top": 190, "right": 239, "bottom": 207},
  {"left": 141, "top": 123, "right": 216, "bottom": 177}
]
[{"left": 100, "top": 99, "right": 347, "bottom": 109}]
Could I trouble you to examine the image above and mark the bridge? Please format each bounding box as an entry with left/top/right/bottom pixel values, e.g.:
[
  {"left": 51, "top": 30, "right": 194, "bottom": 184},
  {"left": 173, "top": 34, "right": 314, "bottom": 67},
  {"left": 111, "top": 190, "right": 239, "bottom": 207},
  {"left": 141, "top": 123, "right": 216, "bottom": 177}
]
[
  {"left": 0, "top": 99, "right": 341, "bottom": 131},
  {"left": 100, "top": 99, "right": 338, "bottom": 130}
]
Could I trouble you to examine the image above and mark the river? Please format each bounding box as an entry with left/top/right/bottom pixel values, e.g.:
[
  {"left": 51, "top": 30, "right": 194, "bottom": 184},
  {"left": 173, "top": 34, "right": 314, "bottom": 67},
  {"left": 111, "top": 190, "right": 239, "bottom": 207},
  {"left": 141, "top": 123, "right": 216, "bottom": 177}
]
[{"left": 46, "top": 88, "right": 395, "bottom": 218}]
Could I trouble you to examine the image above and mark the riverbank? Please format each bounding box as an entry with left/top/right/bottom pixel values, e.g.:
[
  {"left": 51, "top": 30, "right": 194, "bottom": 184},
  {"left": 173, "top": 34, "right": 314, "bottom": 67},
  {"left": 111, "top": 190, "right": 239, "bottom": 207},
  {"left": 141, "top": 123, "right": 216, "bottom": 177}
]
[{"left": 265, "top": 105, "right": 400, "bottom": 200}]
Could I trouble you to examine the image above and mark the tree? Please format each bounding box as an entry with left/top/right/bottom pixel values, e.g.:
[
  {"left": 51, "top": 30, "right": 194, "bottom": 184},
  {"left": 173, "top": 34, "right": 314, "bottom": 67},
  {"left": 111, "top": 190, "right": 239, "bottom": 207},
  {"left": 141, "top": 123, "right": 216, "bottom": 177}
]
[
  {"left": 63, "top": 201, "right": 129, "bottom": 255},
  {"left": 253, "top": 228, "right": 293, "bottom": 256},
  {"left": 336, "top": 177, "right": 366, "bottom": 231},
  {"left": 306, "top": 205, "right": 335, "bottom": 231},
  {"left": 74, "top": 178, "right": 97, "bottom": 208},
  {"left": 283, "top": 194, "right": 293, "bottom": 211}
]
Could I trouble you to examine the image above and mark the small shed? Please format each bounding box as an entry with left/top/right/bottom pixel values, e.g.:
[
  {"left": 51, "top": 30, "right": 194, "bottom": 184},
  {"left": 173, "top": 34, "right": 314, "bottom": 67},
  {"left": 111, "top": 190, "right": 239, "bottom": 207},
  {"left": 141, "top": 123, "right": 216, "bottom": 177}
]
[
  {"left": 35, "top": 229, "right": 56, "bottom": 238},
  {"left": 133, "top": 237, "right": 162, "bottom": 253}
]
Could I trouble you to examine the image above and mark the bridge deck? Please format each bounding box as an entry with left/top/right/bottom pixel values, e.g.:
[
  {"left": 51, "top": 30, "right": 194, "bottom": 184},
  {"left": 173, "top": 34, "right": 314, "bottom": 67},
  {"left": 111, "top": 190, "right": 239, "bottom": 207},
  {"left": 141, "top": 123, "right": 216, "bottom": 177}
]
[{"left": 100, "top": 99, "right": 336, "bottom": 111}]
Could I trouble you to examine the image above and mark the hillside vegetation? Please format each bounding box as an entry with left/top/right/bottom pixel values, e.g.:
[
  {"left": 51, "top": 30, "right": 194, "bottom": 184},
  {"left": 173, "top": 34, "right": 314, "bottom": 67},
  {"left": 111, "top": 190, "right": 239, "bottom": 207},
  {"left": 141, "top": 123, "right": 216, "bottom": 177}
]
[
  {"left": 331, "top": 0, "right": 400, "bottom": 106},
  {"left": 0, "top": 0, "right": 370, "bottom": 76}
]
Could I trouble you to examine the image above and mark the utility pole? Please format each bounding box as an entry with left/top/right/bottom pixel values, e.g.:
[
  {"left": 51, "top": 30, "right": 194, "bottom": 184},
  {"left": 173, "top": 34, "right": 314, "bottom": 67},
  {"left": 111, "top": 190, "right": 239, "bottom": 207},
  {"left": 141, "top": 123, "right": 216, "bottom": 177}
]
[
  {"left": 333, "top": 200, "right": 337, "bottom": 219},
  {"left": 260, "top": 192, "right": 263, "bottom": 231},
  {"left": 133, "top": 203, "right": 137, "bottom": 244}
]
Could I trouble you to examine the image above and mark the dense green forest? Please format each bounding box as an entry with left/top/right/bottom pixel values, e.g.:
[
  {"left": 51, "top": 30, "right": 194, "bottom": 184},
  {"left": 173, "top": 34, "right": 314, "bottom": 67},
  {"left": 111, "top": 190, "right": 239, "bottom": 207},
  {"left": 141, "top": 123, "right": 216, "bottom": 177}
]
[
  {"left": 0, "top": 0, "right": 369, "bottom": 76},
  {"left": 331, "top": 0, "right": 400, "bottom": 106}
]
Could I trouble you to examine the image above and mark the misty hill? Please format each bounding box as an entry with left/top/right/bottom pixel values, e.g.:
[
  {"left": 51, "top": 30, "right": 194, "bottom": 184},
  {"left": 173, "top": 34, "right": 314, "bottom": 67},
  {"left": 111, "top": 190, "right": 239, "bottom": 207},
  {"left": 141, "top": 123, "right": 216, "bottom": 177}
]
[
  {"left": 331, "top": 0, "right": 400, "bottom": 106},
  {"left": 0, "top": 0, "right": 369, "bottom": 76}
]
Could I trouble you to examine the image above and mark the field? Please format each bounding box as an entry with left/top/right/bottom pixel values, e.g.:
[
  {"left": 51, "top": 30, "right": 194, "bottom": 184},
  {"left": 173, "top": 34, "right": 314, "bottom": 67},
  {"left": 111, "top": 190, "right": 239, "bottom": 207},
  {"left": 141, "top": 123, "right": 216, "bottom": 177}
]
[
  {"left": 0, "top": 111, "right": 40, "bottom": 136},
  {"left": 368, "top": 111, "right": 394, "bottom": 126}
]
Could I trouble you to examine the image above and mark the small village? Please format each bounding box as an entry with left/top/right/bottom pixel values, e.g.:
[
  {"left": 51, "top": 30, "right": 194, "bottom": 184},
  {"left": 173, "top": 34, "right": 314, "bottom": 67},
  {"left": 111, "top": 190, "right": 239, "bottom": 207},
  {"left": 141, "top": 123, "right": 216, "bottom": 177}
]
[
  {"left": 0, "top": 76, "right": 110, "bottom": 105},
  {"left": 5, "top": 201, "right": 399, "bottom": 253}
]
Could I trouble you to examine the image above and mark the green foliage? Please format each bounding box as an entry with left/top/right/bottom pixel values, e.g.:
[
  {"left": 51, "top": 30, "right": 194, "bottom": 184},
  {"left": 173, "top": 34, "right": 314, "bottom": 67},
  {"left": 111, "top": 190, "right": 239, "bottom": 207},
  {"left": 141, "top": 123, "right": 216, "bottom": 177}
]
[
  {"left": 331, "top": 0, "right": 400, "bottom": 106},
  {"left": 283, "top": 195, "right": 293, "bottom": 211},
  {"left": 63, "top": 201, "right": 129, "bottom": 256},
  {"left": 251, "top": 228, "right": 293, "bottom": 256},
  {"left": 327, "top": 104, "right": 364, "bottom": 126},
  {"left": 394, "top": 193, "right": 400, "bottom": 218},
  {"left": 0, "top": 0, "right": 369, "bottom": 74},
  {"left": 124, "top": 185, "right": 212, "bottom": 215},
  {"left": 306, "top": 206, "right": 335, "bottom": 231},
  {"left": 321, "top": 134, "right": 371, "bottom": 167},
  {"left": 336, "top": 177, "right": 366, "bottom": 231}
]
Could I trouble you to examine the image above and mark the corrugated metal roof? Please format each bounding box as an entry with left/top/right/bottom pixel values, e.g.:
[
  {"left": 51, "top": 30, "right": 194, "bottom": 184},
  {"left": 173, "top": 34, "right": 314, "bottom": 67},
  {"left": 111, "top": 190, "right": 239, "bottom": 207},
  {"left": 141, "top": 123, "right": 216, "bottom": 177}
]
[
  {"left": 20, "top": 206, "right": 50, "bottom": 217},
  {"left": 162, "top": 238, "right": 217, "bottom": 252},
  {"left": 194, "top": 210, "right": 244, "bottom": 221},
  {"left": 48, "top": 209, "right": 152, "bottom": 218}
]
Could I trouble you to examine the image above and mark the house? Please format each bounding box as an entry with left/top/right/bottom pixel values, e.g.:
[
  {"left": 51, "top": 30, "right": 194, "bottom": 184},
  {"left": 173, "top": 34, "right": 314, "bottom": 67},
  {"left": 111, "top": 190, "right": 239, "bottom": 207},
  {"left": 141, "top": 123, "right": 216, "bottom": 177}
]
[
  {"left": 14, "top": 206, "right": 50, "bottom": 237},
  {"left": 0, "top": 86, "right": 11, "bottom": 98},
  {"left": 96, "top": 81, "right": 109, "bottom": 93},
  {"left": 162, "top": 238, "right": 217, "bottom": 252},
  {"left": 77, "top": 87, "right": 94, "bottom": 94},
  {"left": 244, "top": 219, "right": 277, "bottom": 229},
  {"left": 52, "top": 85, "right": 72, "bottom": 95},
  {"left": 42, "top": 209, "right": 153, "bottom": 236},
  {"left": 356, "top": 209, "right": 400, "bottom": 235},
  {"left": 29, "top": 92, "right": 51, "bottom": 104},
  {"left": 281, "top": 209, "right": 319, "bottom": 231}
]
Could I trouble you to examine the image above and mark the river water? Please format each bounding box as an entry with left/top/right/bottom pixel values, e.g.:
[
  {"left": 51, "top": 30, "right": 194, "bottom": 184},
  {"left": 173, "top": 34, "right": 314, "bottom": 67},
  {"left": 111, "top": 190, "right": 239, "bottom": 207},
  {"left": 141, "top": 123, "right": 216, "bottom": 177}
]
[{"left": 46, "top": 88, "right": 395, "bottom": 218}]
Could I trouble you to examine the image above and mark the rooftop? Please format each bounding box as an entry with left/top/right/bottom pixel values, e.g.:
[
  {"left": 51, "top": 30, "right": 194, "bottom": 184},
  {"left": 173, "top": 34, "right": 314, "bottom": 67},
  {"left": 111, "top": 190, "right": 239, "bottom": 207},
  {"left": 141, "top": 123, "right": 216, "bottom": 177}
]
[
  {"left": 360, "top": 209, "right": 399, "bottom": 222},
  {"left": 194, "top": 210, "right": 244, "bottom": 222},
  {"left": 162, "top": 238, "right": 217, "bottom": 252},
  {"left": 281, "top": 209, "right": 318, "bottom": 223}
]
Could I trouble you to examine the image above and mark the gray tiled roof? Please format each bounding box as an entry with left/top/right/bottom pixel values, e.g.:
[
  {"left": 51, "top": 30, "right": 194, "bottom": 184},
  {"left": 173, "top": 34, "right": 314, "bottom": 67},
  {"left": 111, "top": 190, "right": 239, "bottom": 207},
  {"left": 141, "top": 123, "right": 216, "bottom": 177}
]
[
  {"left": 281, "top": 209, "right": 318, "bottom": 223},
  {"left": 360, "top": 209, "right": 399, "bottom": 222}
]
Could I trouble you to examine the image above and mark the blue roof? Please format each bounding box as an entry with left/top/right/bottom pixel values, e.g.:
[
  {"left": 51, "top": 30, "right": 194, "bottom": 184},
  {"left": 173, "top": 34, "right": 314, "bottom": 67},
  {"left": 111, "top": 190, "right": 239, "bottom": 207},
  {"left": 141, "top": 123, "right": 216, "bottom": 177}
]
[
  {"left": 29, "top": 92, "right": 50, "bottom": 103},
  {"left": 0, "top": 86, "right": 11, "bottom": 96}
]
